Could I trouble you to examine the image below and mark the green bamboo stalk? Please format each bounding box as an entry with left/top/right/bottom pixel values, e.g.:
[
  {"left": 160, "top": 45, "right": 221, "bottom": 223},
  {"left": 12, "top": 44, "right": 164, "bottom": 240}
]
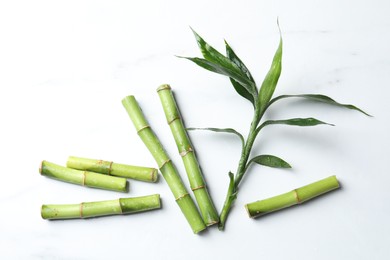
[
  {"left": 40, "top": 160, "right": 128, "bottom": 192},
  {"left": 157, "top": 84, "right": 219, "bottom": 226},
  {"left": 122, "top": 95, "right": 206, "bottom": 233},
  {"left": 66, "top": 156, "right": 158, "bottom": 183},
  {"left": 41, "top": 194, "right": 161, "bottom": 219},
  {"left": 245, "top": 175, "right": 340, "bottom": 218}
]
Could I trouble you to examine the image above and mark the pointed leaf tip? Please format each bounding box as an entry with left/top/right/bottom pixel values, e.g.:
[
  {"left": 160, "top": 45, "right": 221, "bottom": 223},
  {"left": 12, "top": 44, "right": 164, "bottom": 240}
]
[
  {"left": 185, "top": 28, "right": 258, "bottom": 106},
  {"left": 268, "top": 94, "right": 372, "bottom": 117},
  {"left": 257, "top": 32, "right": 283, "bottom": 112}
]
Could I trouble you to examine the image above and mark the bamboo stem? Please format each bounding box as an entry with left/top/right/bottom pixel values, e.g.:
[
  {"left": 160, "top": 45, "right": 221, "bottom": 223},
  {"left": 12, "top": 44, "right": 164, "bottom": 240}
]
[
  {"left": 157, "top": 84, "right": 219, "bottom": 226},
  {"left": 245, "top": 175, "right": 340, "bottom": 218},
  {"left": 40, "top": 160, "right": 128, "bottom": 192},
  {"left": 67, "top": 156, "right": 158, "bottom": 182},
  {"left": 122, "top": 95, "right": 206, "bottom": 233},
  {"left": 41, "top": 194, "right": 161, "bottom": 219}
]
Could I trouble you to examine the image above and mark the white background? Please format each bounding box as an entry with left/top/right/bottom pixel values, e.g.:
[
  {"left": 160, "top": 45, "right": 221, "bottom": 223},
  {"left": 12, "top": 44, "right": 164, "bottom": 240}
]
[{"left": 1, "top": 1, "right": 389, "bottom": 259}]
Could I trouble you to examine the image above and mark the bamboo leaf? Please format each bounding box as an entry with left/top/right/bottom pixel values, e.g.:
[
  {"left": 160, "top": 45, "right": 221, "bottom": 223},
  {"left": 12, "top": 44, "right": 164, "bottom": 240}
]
[
  {"left": 181, "top": 28, "right": 257, "bottom": 101},
  {"left": 187, "top": 127, "right": 245, "bottom": 148},
  {"left": 229, "top": 78, "right": 256, "bottom": 107},
  {"left": 180, "top": 57, "right": 253, "bottom": 89},
  {"left": 248, "top": 154, "right": 292, "bottom": 169},
  {"left": 225, "top": 40, "right": 255, "bottom": 83},
  {"left": 190, "top": 29, "right": 251, "bottom": 85},
  {"left": 268, "top": 94, "right": 372, "bottom": 116},
  {"left": 225, "top": 40, "right": 257, "bottom": 107},
  {"left": 257, "top": 26, "right": 283, "bottom": 112},
  {"left": 261, "top": 117, "right": 333, "bottom": 128}
]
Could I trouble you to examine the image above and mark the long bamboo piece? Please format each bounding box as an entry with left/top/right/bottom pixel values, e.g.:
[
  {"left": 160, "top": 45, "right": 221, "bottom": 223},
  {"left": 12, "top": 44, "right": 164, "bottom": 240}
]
[
  {"left": 122, "top": 95, "right": 206, "bottom": 233},
  {"left": 245, "top": 175, "right": 340, "bottom": 218},
  {"left": 40, "top": 160, "right": 128, "bottom": 192},
  {"left": 41, "top": 194, "right": 161, "bottom": 219},
  {"left": 157, "top": 84, "right": 219, "bottom": 226},
  {"left": 67, "top": 156, "right": 158, "bottom": 182}
]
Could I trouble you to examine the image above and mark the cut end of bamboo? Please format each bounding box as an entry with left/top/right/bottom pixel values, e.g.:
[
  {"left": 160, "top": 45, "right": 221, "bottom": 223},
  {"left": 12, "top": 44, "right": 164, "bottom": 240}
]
[
  {"left": 123, "top": 181, "right": 130, "bottom": 193},
  {"left": 151, "top": 169, "right": 159, "bottom": 182},
  {"left": 40, "top": 205, "right": 46, "bottom": 219},
  {"left": 206, "top": 220, "right": 219, "bottom": 226},
  {"left": 244, "top": 204, "right": 254, "bottom": 218},
  {"left": 39, "top": 160, "right": 44, "bottom": 175},
  {"left": 193, "top": 225, "right": 207, "bottom": 234},
  {"left": 156, "top": 84, "right": 171, "bottom": 92}
]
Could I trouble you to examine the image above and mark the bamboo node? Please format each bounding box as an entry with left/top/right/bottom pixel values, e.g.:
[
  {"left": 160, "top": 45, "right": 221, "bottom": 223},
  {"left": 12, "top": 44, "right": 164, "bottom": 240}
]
[
  {"left": 80, "top": 203, "right": 84, "bottom": 218},
  {"left": 168, "top": 116, "right": 180, "bottom": 125},
  {"left": 179, "top": 147, "right": 194, "bottom": 157},
  {"left": 175, "top": 193, "right": 189, "bottom": 201},
  {"left": 137, "top": 125, "right": 151, "bottom": 134},
  {"left": 191, "top": 185, "right": 205, "bottom": 191},
  {"left": 107, "top": 161, "right": 114, "bottom": 175},
  {"left": 159, "top": 159, "right": 171, "bottom": 170},
  {"left": 293, "top": 189, "right": 301, "bottom": 204}
]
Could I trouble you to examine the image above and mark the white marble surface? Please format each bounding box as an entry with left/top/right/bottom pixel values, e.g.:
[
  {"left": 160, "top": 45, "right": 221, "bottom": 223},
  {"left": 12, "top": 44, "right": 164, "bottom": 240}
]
[{"left": 1, "top": 0, "right": 389, "bottom": 259}]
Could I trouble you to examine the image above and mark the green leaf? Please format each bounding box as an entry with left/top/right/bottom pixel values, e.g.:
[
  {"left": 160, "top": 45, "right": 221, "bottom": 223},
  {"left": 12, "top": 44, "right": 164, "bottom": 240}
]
[
  {"left": 180, "top": 56, "right": 253, "bottom": 89},
  {"left": 225, "top": 40, "right": 255, "bottom": 82},
  {"left": 248, "top": 154, "right": 292, "bottom": 169},
  {"left": 255, "top": 117, "right": 332, "bottom": 136},
  {"left": 181, "top": 28, "right": 257, "bottom": 101},
  {"left": 225, "top": 40, "right": 257, "bottom": 107},
  {"left": 260, "top": 117, "right": 333, "bottom": 129},
  {"left": 257, "top": 28, "right": 283, "bottom": 112},
  {"left": 186, "top": 127, "right": 245, "bottom": 148},
  {"left": 268, "top": 94, "right": 372, "bottom": 116},
  {"left": 229, "top": 78, "right": 256, "bottom": 107}
]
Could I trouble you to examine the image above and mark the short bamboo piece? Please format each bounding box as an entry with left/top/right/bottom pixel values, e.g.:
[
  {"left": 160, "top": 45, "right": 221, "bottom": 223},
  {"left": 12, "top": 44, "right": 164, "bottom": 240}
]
[
  {"left": 157, "top": 84, "right": 219, "bottom": 226},
  {"left": 67, "top": 156, "right": 158, "bottom": 183},
  {"left": 245, "top": 175, "right": 340, "bottom": 218},
  {"left": 122, "top": 95, "right": 206, "bottom": 233},
  {"left": 40, "top": 160, "right": 128, "bottom": 192},
  {"left": 41, "top": 194, "right": 161, "bottom": 219}
]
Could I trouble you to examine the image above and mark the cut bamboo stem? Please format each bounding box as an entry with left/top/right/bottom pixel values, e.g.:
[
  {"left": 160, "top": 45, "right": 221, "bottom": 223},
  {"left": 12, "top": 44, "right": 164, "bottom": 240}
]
[
  {"left": 122, "top": 95, "right": 206, "bottom": 234},
  {"left": 157, "top": 84, "right": 219, "bottom": 226},
  {"left": 67, "top": 156, "right": 158, "bottom": 183},
  {"left": 40, "top": 160, "right": 128, "bottom": 192},
  {"left": 41, "top": 194, "right": 161, "bottom": 219},
  {"left": 245, "top": 175, "right": 340, "bottom": 218}
]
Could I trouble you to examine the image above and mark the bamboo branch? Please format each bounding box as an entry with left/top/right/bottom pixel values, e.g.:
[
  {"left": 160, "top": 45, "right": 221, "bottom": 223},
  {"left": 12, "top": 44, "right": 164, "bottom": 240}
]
[
  {"left": 122, "top": 95, "right": 206, "bottom": 233},
  {"left": 67, "top": 156, "right": 158, "bottom": 183},
  {"left": 157, "top": 84, "right": 219, "bottom": 226},
  {"left": 40, "top": 160, "right": 128, "bottom": 192},
  {"left": 41, "top": 194, "right": 161, "bottom": 219},
  {"left": 245, "top": 175, "right": 340, "bottom": 218}
]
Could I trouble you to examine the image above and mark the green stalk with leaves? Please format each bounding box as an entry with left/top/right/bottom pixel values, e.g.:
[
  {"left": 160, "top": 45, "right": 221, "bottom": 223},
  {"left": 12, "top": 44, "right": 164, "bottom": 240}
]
[
  {"left": 41, "top": 194, "right": 161, "bottom": 219},
  {"left": 180, "top": 25, "right": 370, "bottom": 230},
  {"left": 245, "top": 175, "right": 339, "bottom": 218},
  {"left": 67, "top": 156, "right": 158, "bottom": 183},
  {"left": 122, "top": 95, "right": 206, "bottom": 233},
  {"left": 157, "top": 84, "right": 219, "bottom": 226}
]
